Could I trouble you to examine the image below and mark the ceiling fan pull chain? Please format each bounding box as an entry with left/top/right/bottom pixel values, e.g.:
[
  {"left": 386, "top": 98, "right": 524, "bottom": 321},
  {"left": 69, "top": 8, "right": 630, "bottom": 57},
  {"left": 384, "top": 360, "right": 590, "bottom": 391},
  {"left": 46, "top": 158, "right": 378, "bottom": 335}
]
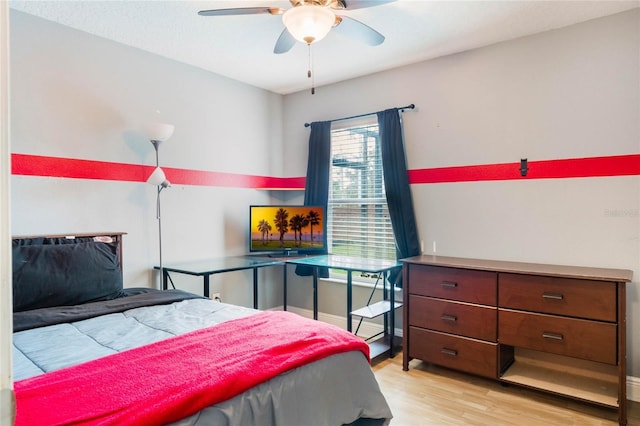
[
  {"left": 308, "top": 43, "right": 315, "bottom": 95},
  {"left": 307, "top": 44, "right": 312, "bottom": 79}
]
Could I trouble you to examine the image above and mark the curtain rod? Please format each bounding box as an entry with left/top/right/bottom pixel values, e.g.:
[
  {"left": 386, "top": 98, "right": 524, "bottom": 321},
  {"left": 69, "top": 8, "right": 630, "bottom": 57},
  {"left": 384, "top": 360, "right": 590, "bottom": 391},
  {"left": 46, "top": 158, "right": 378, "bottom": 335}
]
[{"left": 304, "top": 103, "right": 415, "bottom": 128}]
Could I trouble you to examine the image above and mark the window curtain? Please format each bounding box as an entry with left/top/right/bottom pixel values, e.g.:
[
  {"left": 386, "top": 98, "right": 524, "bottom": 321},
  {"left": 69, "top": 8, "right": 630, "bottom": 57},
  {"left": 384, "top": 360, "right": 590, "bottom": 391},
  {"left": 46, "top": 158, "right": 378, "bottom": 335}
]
[
  {"left": 377, "top": 108, "right": 421, "bottom": 286},
  {"left": 295, "top": 121, "right": 331, "bottom": 277}
]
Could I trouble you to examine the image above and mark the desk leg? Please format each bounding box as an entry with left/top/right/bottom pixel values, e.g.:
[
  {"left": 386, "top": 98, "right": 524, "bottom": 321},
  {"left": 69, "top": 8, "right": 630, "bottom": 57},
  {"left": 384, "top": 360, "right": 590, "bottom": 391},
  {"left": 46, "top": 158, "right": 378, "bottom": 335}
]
[
  {"left": 161, "top": 269, "right": 168, "bottom": 291},
  {"left": 312, "top": 267, "right": 318, "bottom": 320},
  {"left": 387, "top": 271, "right": 396, "bottom": 358},
  {"left": 347, "top": 270, "right": 353, "bottom": 332},
  {"left": 283, "top": 264, "right": 287, "bottom": 311},
  {"left": 383, "top": 271, "right": 389, "bottom": 339},
  {"left": 203, "top": 275, "right": 210, "bottom": 298},
  {"left": 253, "top": 268, "right": 259, "bottom": 309}
]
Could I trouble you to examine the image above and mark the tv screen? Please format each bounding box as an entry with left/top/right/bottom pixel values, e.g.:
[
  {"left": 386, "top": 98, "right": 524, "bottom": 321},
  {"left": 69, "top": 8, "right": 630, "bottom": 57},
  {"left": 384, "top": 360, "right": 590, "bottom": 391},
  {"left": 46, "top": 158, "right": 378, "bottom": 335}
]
[{"left": 250, "top": 205, "right": 326, "bottom": 255}]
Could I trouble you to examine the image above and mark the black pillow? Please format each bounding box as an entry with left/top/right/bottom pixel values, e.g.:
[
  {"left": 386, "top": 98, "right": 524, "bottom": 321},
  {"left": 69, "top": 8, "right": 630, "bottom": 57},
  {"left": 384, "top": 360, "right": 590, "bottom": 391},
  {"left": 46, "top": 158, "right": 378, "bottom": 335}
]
[{"left": 12, "top": 241, "right": 124, "bottom": 312}]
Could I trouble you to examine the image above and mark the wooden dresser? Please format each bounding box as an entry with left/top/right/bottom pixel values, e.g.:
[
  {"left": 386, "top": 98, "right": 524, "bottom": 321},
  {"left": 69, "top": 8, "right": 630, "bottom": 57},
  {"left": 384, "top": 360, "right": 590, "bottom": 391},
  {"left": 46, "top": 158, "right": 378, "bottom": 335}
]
[{"left": 401, "top": 255, "right": 633, "bottom": 425}]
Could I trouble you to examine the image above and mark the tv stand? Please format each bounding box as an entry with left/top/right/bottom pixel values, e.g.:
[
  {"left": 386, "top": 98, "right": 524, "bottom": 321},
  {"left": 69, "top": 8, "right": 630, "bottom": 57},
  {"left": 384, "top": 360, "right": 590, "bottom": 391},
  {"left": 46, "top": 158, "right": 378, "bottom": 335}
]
[{"left": 268, "top": 249, "right": 297, "bottom": 258}]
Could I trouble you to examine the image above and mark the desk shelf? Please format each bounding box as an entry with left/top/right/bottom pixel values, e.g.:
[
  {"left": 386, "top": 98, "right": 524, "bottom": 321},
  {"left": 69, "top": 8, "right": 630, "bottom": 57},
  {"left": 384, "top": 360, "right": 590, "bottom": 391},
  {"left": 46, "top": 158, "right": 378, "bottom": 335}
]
[
  {"left": 369, "top": 335, "right": 403, "bottom": 360},
  {"left": 286, "top": 254, "right": 402, "bottom": 360},
  {"left": 351, "top": 300, "right": 403, "bottom": 319},
  {"left": 351, "top": 286, "right": 403, "bottom": 359}
]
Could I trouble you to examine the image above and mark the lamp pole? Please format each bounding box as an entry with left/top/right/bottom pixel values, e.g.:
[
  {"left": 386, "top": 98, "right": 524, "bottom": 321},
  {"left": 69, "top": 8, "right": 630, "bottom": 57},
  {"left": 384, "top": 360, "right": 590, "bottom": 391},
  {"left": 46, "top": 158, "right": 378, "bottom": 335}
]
[
  {"left": 151, "top": 140, "right": 164, "bottom": 290},
  {"left": 145, "top": 122, "right": 173, "bottom": 290}
]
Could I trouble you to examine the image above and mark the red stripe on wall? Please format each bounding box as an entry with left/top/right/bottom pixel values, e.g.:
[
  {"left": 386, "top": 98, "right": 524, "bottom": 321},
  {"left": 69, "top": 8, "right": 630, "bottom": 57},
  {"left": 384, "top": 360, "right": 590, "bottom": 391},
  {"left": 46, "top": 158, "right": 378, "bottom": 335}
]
[
  {"left": 11, "top": 154, "right": 306, "bottom": 189},
  {"left": 12, "top": 154, "right": 149, "bottom": 182},
  {"left": 408, "top": 154, "right": 640, "bottom": 184},
  {"left": 11, "top": 153, "right": 640, "bottom": 188},
  {"left": 165, "top": 167, "right": 306, "bottom": 189}
]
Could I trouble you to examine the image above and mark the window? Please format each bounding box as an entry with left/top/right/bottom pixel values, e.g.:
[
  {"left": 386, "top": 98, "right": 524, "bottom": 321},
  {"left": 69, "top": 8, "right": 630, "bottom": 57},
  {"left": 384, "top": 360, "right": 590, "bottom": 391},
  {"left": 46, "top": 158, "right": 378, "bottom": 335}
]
[{"left": 327, "top": 117, "right": 396, "bottom": 267}]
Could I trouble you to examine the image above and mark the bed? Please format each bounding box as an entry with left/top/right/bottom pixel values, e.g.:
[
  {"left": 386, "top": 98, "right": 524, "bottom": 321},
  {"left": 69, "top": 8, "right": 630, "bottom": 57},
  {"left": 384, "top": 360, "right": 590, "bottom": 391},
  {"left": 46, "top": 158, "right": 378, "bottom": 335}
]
[{"left": 11, "top": 232, "right": 393, "bottom": 426}]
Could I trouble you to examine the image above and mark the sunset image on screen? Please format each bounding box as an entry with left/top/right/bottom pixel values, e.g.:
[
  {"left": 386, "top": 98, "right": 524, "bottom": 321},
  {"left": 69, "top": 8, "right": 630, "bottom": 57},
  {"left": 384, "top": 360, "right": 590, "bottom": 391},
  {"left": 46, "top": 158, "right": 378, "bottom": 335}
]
[{"left": 250, "top": 206, "right": 324, "bottom": 251}]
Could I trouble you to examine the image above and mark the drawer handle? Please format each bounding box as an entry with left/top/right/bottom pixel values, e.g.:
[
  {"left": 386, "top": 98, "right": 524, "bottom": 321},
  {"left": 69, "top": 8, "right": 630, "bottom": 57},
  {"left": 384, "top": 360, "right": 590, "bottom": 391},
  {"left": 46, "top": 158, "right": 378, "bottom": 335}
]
[
  {"left": 542, "top": 293, "right": 564, "bottom": 301},
  {"left": 441, "top": 281, "right": 458, "bottom": 288},
  {"left": 440, "top": 314, "right": 458, "bottom": 322},
  {"left": 542, "top": 332, "right": 564, "bottom": 341},
  {"left": 441, "top": 348, "right": 458, "bottom": 357}
]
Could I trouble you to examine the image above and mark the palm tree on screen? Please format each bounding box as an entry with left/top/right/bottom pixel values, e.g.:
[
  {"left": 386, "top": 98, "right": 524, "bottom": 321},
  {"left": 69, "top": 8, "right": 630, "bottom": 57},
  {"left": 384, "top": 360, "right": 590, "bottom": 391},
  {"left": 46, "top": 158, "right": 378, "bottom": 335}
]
[
  {"left": 257, "top": 219, "right": 271, "bottom": 245},
  {"left": 274, "top": 208, "right": 289, "bottom": 247},
  {"left": 307, "top": 210, "right": 320, "bottom": 246},
  {"left": 289, "top": 214, "right": 306, "bottom": 247}
]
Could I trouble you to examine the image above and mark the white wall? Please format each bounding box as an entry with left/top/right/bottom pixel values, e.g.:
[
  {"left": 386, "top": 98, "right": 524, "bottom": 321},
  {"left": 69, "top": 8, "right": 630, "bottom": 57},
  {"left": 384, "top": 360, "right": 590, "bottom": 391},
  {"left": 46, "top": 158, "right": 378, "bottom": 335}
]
[
  {"left": 283, "top": 9, "right": 640, "bottom": 375},
  {"left": 9, "top": 10, "right": 286, "bottom": 307}
]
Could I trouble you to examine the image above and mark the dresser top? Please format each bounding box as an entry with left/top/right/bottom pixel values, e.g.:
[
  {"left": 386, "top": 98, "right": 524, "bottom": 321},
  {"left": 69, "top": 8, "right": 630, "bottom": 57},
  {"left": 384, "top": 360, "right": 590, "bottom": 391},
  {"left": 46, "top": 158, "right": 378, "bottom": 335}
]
[{"left": 401, "top": 255, "right": 633, "bottom": 283}]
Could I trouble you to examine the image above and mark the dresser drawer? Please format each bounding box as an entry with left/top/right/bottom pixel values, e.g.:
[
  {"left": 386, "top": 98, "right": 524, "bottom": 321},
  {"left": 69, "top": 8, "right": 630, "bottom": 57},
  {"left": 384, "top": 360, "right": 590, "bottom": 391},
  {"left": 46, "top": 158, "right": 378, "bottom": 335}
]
[
  {"left": 408, "top": 265, "right": 497, "bottom": 305},
  {"left": 409, "top": 295, "right": 497, "bottom": 341},
  {"left": 499, "top": 273, "right": 617, "bottom": 322},
  {"left": 408, "top": 327, "right": 497, "bottom": 378},
  {"left": 499, "top": 309, "right": 617, "bottom": 365}
]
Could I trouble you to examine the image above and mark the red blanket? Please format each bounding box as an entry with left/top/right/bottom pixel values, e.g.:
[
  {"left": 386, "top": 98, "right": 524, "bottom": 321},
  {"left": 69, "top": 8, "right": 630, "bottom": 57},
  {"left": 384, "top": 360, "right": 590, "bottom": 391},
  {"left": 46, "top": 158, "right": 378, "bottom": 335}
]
[{"left": 14, "top": 311, "right": 369, "bottom": 425}]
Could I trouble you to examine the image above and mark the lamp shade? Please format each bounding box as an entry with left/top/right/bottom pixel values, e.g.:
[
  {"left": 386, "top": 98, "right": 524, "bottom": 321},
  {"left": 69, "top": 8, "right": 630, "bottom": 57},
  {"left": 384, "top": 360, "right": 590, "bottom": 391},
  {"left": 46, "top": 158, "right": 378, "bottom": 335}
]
[
  {"left": 144, "top": 122, "right": 175, "bottom": 143},
  {"left": 147, "top": 167, "right": 170, "bottom": 188},
  {"left": 282, "top": 5, "right": 335, "bottom": 44}
]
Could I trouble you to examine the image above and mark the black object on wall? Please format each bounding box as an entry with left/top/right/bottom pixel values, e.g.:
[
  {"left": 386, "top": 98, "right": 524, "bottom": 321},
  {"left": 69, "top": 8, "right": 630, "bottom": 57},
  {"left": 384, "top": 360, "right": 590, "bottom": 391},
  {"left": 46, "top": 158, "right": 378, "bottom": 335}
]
[{"left": 520, "top": 158, "right": 528, "bottom": 177}]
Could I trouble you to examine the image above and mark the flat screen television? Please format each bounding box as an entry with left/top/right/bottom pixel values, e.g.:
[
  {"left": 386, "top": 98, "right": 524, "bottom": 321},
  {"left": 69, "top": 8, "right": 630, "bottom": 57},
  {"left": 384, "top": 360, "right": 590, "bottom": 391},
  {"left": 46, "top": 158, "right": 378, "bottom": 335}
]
[{"left": 249, "top": 205, "right": 326, "bottom": 256}]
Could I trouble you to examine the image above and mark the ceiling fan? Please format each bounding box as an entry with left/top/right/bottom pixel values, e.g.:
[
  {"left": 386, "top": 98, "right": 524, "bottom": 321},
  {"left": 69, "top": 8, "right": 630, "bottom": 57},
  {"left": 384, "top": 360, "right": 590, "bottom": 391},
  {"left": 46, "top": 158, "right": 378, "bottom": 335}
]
[{"left": 198, "top": 0, "right": 394, "bottom": 54}]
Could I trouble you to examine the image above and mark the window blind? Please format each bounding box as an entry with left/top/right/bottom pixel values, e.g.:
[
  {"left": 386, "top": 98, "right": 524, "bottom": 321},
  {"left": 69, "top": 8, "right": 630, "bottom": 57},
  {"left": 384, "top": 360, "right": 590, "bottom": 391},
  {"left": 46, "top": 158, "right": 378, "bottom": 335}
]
[{"left": 327, "top": 120, "right": 396, "bottom": 262}]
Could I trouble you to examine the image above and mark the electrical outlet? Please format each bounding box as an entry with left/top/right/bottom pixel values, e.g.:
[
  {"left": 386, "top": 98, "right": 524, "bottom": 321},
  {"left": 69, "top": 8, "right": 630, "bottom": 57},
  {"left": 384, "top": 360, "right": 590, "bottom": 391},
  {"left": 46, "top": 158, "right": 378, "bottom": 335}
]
[{"left": 212, "top": 292, "right": 222, "bottom": 302}]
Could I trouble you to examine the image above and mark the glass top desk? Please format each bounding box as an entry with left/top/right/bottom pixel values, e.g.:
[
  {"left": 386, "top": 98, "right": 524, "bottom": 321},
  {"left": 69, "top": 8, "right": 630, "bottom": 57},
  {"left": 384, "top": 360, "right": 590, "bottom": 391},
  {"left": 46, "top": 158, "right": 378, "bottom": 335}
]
[
  {"left": 286, "top": 255, "right": 402, "bottom": 358},
  {"left": 158, "top": 254, "right": 402, "bottom": 358},
  {"left": 157, "top": 256, "right": 285, "bottom": 309}
]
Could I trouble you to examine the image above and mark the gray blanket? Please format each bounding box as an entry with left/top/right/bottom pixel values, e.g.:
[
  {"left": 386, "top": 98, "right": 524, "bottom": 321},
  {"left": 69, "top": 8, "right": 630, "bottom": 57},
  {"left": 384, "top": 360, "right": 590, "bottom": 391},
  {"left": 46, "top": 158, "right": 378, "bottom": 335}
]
[{"left": 13, "top": 298, "right": 392, "bottom": 425}]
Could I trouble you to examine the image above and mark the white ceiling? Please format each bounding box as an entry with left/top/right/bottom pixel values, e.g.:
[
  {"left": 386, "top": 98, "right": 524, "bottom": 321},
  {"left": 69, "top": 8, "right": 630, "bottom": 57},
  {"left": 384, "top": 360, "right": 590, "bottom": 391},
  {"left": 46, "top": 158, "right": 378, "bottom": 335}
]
[{"left": 8, "top": 0, "right": 640, "bottom": 94}]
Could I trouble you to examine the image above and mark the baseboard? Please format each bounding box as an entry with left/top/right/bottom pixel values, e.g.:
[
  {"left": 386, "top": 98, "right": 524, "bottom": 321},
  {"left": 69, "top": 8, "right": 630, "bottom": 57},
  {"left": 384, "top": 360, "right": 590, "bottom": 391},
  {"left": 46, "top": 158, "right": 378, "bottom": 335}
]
[
  {"left": 627, "top": 375, "right": 640, "bottom": 402},
  {"left": 272, "top": 306, "right": 639, "bottom": 402}
]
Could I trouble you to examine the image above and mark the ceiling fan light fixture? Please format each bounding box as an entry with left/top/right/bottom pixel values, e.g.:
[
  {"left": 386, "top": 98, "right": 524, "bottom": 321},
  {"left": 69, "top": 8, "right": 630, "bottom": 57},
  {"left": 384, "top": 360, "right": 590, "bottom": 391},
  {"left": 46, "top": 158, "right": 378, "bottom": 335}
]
[{"left": 283, "top": 5, "right": 335, "bottom": 44}]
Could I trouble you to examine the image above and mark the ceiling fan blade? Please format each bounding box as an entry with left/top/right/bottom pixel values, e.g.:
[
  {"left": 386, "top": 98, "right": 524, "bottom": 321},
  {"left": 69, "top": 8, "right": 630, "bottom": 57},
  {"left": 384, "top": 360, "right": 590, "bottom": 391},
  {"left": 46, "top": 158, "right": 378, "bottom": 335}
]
[
  {"left": 198, "top": 7, "right": 284, "bottom": 17},
  {"left": 274, "top": 28, "right": 296, "bottom": 54},
  {"left": 333, "top": 15, "right": 385, "bottom": 46},
  {"left": 340, "top": 0, "right": 395, "bottom": 10}
]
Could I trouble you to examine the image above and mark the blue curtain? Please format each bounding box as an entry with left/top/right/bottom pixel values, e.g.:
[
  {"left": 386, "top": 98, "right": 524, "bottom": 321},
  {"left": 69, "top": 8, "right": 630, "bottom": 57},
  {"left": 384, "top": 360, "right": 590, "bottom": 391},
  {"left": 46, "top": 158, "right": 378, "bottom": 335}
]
[
  {"left": 295, "top": 121, "right": 331, "bottom": 277},
  {"left": 378, "top": 108, "right": 421, "bottom": 286}
]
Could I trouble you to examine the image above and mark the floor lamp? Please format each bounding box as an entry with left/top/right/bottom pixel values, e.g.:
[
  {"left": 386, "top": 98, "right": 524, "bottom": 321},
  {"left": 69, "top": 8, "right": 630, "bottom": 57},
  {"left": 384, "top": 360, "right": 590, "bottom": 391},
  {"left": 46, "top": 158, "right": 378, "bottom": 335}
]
[{"left": 144, "top": 122, "right": 174, "bottom": 290}]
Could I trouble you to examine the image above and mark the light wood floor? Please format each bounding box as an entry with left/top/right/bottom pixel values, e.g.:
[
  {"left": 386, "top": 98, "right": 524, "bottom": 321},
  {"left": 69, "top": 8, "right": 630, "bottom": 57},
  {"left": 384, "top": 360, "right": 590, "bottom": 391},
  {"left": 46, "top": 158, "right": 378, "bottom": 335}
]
[{"left": 371, "top": 352, "right": 640, "bottom": 426}]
